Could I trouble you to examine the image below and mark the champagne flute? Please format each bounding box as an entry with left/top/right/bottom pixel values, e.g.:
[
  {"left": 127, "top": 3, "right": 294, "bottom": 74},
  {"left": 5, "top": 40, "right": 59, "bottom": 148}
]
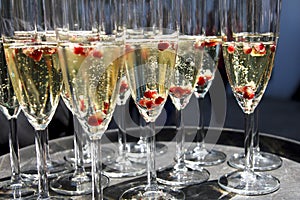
[
  {"left": 49, "top": 0, "right": 109, "bottom": 194},
  {"left": 3, "top": 0, "right": 63, "bottom": 198},
  {"left": 228, "top": 109, "right": 282, "bottom": 171},
  {"left": 103, "top": 73, "right": 146, "bottom": 177},
  {"left": 157, "top": 0, "right": 210, "bottom": 187},
  {"left": 120, "top": 0, "right": 184, "bottom": 199},
  {"left": 0, "top": 15, "right": 36, "bottom": 197},
  {"left": 58, "top": 0, "right": 125, "bottom": 199},
  {"left": 184, "top": 0, "right": 227, "bottom": 167},
  {"left": 218, "top": 0, "right": 281, "bottom": 195}
]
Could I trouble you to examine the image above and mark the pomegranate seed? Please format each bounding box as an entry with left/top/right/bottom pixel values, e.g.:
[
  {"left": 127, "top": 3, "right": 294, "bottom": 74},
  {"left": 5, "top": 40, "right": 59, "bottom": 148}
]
[
  {"left": 92, "top": 50, "right": 103, "bottom": 58},
  {"left": 254, "top": 43, "right": 265, "bottom": 51},
  {"left": 197, "top": 76, "right": 206, "bottom": 86},
  {"left": 155, "top": 96, "right": 164, "bottom": 105},
  {"left": 227, "top": 45, "right": 235, "bottom": 54},
  {"left": 205, "top": 41, "right": 217, "bottom": 47},
  {"left": 104, "top": 102, "right": 110, "bottom": 110},
  {"left": 120, "top": 81, "right": 129, "bottom": 93},
  {"left": 158, "top": 42, "right": 169, "bottom": 51},
  {"left": 28, "top": 49, "right": 43, "bottom": 62},
  {"left": 146, "top": 100, "right": 155, "bottom": 109},
  {"left": 270, "top": 44, "right": 276, "bottom": 52},
  {"left": 144, "top": 90, "right": 157, "bottom": 99},
  {"left": 87, "top": 115, "right": 103, "bottom": 126},
  {"left": 243, "top": 44, "right": 252, "bottom": 54},
  {"left": 74, "top": 45, "right": 86, "bottom": 56},
  {"left": 80, "top": 99, "right": 86, "bottom": 111},
  {"left": 243, "top": 86, "right": 255, "bottom": 100},
  {"left": 139, "top": 98, "right": 147, "bottom": 107}
]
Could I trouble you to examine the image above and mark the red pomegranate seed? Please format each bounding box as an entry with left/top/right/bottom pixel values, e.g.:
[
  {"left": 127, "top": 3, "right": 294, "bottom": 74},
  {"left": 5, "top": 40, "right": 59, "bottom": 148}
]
[
  {"left": 120, "top": 81, "right": 129, "bottom": 93},
  {"left": 243, "top": 86, "right": 255, "bottom": 100},
  {"left": 155, "top": 96, "right": 164, "bottom": 105},
  {"left": 74, "top": 45, "right": 86, "bottom": 56},
  {"left": 144, "top": 90, "right": 157, "bottom": 99},
  {"left": 197, "top": 76, "right": 206, "bottom": 86},
  {"left": 227, "top": 45, "right": 235, "bottom": 54},
  {"left": 254, "top": 43, "right": 265, "bottom": 51},
  {"left": 158, "top": 42, "right": 169, "bottom": 51},
  {"left": 205, "top": 41, "right": 217, "bottom": 47},
  {"left": 80, "top": 99, "right": 86, "bottom": 111},
  {"left": 146, "top": 100, "right": 155, "bottom": 109},
  {"left": 87, "top": 115, "right": 103, "bottom": 126},
  {"left": 28, "top": 49, "right": 43, "bottom": 62},
  {"left": 139, "top": 98, "right": 147, "bottom": 107},
  {"left": 92, "top": 50, "right": 103, "bottom": 58},
  {"left": 270, "top": 44, "right": 276, "bottom": 52},
  {"left": 243, "top": 44, "right": 252, "bottom": 54}
]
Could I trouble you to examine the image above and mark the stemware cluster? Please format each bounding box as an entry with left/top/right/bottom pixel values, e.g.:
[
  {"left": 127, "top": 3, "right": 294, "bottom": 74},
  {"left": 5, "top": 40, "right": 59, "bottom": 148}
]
[{"left": 0, "top": 0, "right": 282, "bottom": 199}]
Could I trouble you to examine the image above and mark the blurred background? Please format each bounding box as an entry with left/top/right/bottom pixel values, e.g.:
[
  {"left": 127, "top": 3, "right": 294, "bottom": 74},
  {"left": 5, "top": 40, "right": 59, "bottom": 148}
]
[{"left": 0, "top": 0, "right": 299, "bottom": 156}]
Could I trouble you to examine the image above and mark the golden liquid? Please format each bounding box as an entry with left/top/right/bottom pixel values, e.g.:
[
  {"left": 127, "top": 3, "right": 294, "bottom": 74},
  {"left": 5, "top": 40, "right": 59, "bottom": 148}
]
[
  {"left": 223, "top": 33, "right": 277, "bottom": 113},
  {"left": 125, "top": 39, "right": 177, "bottom": 122},
  {"left": 5, "top": 43, "right": 62, "bottom": 129},
  {"left": 59, "top": 42, "right": 123, "bottom": 136}
]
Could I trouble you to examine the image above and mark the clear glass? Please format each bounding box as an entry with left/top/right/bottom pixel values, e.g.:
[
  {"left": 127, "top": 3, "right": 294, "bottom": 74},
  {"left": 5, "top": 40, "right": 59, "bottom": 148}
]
[
  {"left": 103, "top": 75, "right": 146, "bottom": 177},
  {"left": 228, "top": 109, "right": 282, "bottom": 171},
  {"left": 157, "top": 0, "right": 210, "bottom": 187},
  {"left": 120, "top": 0, "right": 184, "bottom": 199},
  {"left": 2, "top": 0, "right": 63, "bottom": 199},
  {"left": 184, "top": 0, "right": 226, "bottom": 167},
  {"left": 57, "top": 0, "right": 125, "bottom": 199},
  {"left": 50, "top": 88, "right": 109, "bottom": 195},
  {"left": 0, "top": 39, "right": 35, "bottom": 198},
  {"left": 218, "top": 0, "right": 281, "bottom": 195}
]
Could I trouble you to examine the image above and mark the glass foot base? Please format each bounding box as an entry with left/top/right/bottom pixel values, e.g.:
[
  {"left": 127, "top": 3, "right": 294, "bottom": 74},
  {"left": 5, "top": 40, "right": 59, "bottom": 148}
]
[
  {"left": 0, "top": 180, "right": 36, "bottom": 198},
  {"left": 218, "top": 170, "right": 280, "bottom": 196},
  {"left": 228, "top": 152, "right": 282, "bottom": 171},
  {"left": 50, "top": 172, "right": 109, "bottom": 195},
  {"left": 126, "top": 142, "right": 168, "bottom": 164},
  {"left": 103, "top": 158, "right": 146, "bottom": 178},
  {"left": 21, "top": 159, "right": 71, "bottom": 180},
  {"left": 157, "top": 166, "right": 209, "bottom": 187},
  {"left": 64, "top": 146, "right": 116, "bottom": 165},
  {"left": 120, "top": 185, "right": 185, "bottom": 200},
  {"left": 184, "top": 148, "right": 226, "bottom": 166}
]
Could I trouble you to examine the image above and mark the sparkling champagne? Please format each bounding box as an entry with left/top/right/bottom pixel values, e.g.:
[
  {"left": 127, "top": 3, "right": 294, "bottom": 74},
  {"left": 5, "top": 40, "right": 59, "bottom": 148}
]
[
  {"left": 125, "top": 39, "right": 177, "bottom": 122},
  {"left": 195, "top": 36, "right": 222, "bottom": 98},
  {"left": 4, "top": 42, "right": 62, "bottom": 130},
  {"left": 59, "top": 40, "right": 123, "bottom": 137},
  {"left": 169, "top": 35, "right": 204, "bottom": 110},
  {"left": 223, "top": 33, "right": 277, "bottom": 113},
  {"left": 0, "top": 42, "right": 19, "bottom": 118}
]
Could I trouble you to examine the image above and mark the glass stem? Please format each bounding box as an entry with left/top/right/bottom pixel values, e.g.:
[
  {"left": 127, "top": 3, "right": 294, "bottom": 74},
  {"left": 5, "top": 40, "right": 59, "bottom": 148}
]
[
  {"left": 35, "top": 128, "right": 50, "bottom": 199},
  {"left": 8, "top": 117, "right": 22, "bottom": 184},
  {"left": 196, "top": 97, "right": 205, "bottom": 150},
  {"left": 244, "top": 113, "right": 255, "bottom": 173},
  {"left": 91, "top": 139, "right": 103, "bottom": 200},
  {"left": 253, "top": 109, "right": 260, "bottom": 154},
  {"left": 117, "top": 104, "right": 127, "bottom": 161},
  {"left": 73, "top": 116, "right": 86, "bottom": 175},
  {"left": 145, "top": 121, "right": 158, "bottom": 191},
  {"left": 45, "top": 129, "right": 52, "bottom": 166},
  {"left": 174, "top": 109, "right": 186, "bottom": 171}
]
